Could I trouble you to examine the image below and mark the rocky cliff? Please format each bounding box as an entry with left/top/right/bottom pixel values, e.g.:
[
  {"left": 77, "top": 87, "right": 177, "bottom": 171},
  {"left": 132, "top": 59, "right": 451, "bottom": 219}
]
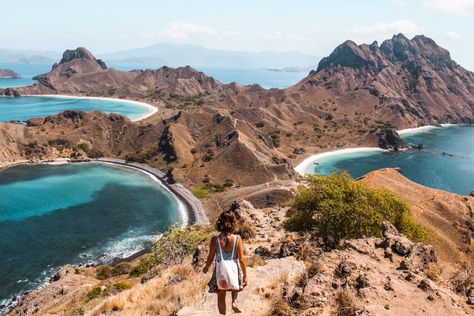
[
  {"left": 302, "top": 34, "right": 474, "bottom": 127},
  {"left": 1, "top": 34, "right": 473, "bottom": 186}
]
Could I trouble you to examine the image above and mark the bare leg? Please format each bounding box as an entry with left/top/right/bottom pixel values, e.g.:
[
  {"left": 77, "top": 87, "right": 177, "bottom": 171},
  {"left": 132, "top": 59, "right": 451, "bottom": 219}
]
[
  {"left": 231, "top": 291, "right": 242, "bottom": 313},
  {"left": 217, "top": 290, "right": 226, "bottom": 315}
]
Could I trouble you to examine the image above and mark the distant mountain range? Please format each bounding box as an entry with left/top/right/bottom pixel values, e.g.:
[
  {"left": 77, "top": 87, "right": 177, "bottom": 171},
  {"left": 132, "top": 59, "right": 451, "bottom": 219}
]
[
  {"left": 0, "top": 49, "right": 59, "bottom": 64},
  {"left": 99, "top": 43, "right": 318, "bottom": 69},
  {"left": 0, "top": 43, "right": 318, "bottom": 69}
]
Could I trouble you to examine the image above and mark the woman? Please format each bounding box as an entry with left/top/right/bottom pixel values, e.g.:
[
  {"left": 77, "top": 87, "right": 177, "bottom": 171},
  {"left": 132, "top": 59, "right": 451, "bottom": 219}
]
[{"left": 203, "top": 210, "right": 248, "bottom": 315}]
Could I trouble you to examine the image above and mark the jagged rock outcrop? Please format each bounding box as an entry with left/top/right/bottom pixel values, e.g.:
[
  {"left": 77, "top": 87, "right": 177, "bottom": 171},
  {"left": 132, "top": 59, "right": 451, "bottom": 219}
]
[
  {"left": 55, "top": 47, "right": 107, "bottom": 70},
  {"left": 302, "top": 33, "right": 474, "bottom": 128},
  {"left": 0, "top": 69, "right": 21, "bottom": 79},
  {"left": 378, "top": 127, "right": 408, "bottom": 150}
]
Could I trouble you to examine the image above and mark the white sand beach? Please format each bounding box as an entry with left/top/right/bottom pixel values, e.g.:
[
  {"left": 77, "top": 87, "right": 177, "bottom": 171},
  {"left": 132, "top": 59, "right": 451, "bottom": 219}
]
[
  {"left": 294, "top": 147, "right": 387, "bottom": 176},
  {"left": 29, "top": 95, "right": 158, "bottom": 122},
  {"left": 396, "top": 125, "right": 438, "bottom": 135}
]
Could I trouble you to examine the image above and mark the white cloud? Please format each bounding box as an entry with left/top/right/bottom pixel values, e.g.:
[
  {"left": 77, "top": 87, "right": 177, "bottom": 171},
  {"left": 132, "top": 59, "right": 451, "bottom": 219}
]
[
  {"left": 349, "top": 19, "right": 422, "bottom": 40},
  {"left": 446, "top": 31, "right": 463, "bottom": 40},
  {"left": 424, "top": 0, "right": 474, "bottom": 15},
  {"left": 161, "top": 21, "right": 218, "bottom": 40}
]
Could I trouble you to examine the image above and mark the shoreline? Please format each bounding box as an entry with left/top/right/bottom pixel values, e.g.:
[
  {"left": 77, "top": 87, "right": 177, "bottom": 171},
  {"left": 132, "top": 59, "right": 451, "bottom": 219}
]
[
  {"left": 294, "top": 124, "right": 466, "bottom": 176},
  {"left": 294, "top": 147, "right": 387, "bottom": 176},
  {"left": 396, "top": 123, "right": 460, "bottom": 136},
  {"left": 0, "top": 157, "right": 208, "bottom": 312},
  {"left": 0, "top": 157, "right": 208, "bottom": 226},
  {"left": 27, "top": 94, "right": 158, "bottom": 122}
]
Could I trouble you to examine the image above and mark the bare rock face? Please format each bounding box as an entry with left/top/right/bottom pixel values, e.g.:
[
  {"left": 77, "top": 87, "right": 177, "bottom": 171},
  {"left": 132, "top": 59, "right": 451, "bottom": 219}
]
[
  {"left": 377, "top": 127, "right": 408, "bottom": 150},
  {"left": 56, "top": 47, "right": 107, "bottom": 69},
  {"left": 307, "top": 33, "right": 474, "bottom": 126}
]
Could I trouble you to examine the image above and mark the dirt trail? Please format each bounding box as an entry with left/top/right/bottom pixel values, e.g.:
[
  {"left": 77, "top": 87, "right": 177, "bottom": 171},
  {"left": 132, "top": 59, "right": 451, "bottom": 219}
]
[{"left": 178, "top": 257, "right": 305, "bottom": 316}]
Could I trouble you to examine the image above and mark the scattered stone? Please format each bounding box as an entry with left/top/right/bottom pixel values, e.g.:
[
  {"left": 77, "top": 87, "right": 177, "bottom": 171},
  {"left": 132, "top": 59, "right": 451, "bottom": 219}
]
[
  {"left": 418, "top": 279, "right": 433, "bottom": 291},
  {"left": 384, "top": 304, "right": 390, "bottom": 310},
  {"left": 278, "top": 241, "right": 299, "bottom": 258},
  {"left": 384, "top": 278, "right": 395, "bottom": 291},
  {"left": 254, "top": 246, "right": 272, "bottom": 259},
  {"left": 356, "top": 274, "right": 370, "bottom": 289}
]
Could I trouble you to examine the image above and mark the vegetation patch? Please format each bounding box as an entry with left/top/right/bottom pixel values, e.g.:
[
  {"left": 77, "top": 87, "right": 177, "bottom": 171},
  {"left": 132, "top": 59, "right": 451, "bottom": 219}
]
[
  {"left": 86, "top": 287, "right": 106, "bottom": 301},
  {"left": 284, "top": 172, "right": 431, "bottom": 248},
  {"left": 192, "top": 183, "right": 226, "bottom": 198},
  {"left": 130, "top": 226, "right": 210, "bottom": 276},
  {"left": 114, "top": 281, "right": 132, "bottom": 292}
]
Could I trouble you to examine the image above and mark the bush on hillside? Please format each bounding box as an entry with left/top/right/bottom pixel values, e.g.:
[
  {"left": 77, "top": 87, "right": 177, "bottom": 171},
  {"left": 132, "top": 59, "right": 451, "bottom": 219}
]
[
  {"left": 152, "top": 226, "right": 210, "bottom": 266},
  {"left": 131, "top": 226, "right": 210, "bottom": 276},
  {"left": 284, "top": 172, "right": 431, "bottom": 248}
]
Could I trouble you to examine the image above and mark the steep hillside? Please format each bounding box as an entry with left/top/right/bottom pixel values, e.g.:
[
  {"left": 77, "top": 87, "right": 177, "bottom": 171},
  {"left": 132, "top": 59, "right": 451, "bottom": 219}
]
[
  {"left": 361, "top": 168, "right": 474, "bottom": 264},
  {"left": 295, "top": 34, "right": 474, "bottom": 128}
]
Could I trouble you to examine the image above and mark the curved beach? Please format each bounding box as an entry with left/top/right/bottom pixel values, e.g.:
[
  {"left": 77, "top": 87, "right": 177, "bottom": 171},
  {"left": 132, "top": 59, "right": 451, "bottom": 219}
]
[
  {"left": 294, "top": 124, "right": 464, "bottom": 176},
  {"left": 91, "top": 158, "right": 209, "bottom": 226},
  {"left": 29, "top": 94, "right": 158, "bottom": 122},
  {"left": 294, "top": 147, "right": 387, "bottom": 176}
]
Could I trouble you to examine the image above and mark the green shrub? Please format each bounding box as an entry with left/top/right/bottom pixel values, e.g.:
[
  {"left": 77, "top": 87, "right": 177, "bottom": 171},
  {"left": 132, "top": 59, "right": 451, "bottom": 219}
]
[
  {"left": 77, "top": 142, "right": 90, "bottom": 153},
  {"left": 284, "top": 172, "right": 431, "bottom": 248},
  {"left": 129, "top": 226, "right": 210, "bottom": 277},
  {"left": 193, "top": 183, "right": 226, "bottom": 198},
  {"left": 114, "top": 281, "right": 132, "bottom": 292},
  {"left": 86, "top": 287, "right": 104, "bottom": 301},
  {"left": 193, "top": 187, "right": 209, "bottom": 199},
  {"left": 151, "top": 226, "right": 210, "bottom": 268},
  {"left": 129, "top": 262, "right": 152, "bottom": 277}
]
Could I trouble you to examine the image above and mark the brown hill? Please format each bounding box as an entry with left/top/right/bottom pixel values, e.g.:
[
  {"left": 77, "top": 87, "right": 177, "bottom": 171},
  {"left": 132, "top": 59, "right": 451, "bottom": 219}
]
[
  {"left": 295, "top": 34, "right": 474, "bottom": 128},
  {"left": 361, "top": 168, "right": 474, "bottom": 265},
  {"left": 1, "top": 34, "right": 473, "bottom": 186}
]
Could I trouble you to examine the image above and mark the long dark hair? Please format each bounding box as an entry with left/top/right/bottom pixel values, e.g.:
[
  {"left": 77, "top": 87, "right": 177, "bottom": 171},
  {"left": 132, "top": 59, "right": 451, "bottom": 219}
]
[{"left": 215, "top": 210, "right": 237, "bottom": 234}]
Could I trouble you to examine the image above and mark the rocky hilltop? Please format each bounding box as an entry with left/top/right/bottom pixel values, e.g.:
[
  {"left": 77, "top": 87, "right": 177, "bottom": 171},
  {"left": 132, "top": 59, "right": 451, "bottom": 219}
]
[
  {"left": 7, "top": 171, "right": 474, "bottom": 315},
  {"left": 0, "top": 35, "right": 473, "bottom": 187},
  {"left": 0, "top": 69, "right": 21, "bottom": 79},
  {"left": 301, "top": 34, "right": 474, "bottom": 127}
]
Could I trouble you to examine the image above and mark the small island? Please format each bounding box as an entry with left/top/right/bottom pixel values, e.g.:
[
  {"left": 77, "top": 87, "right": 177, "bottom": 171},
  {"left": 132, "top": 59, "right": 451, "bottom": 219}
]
[{"left": 0, "top": 69, "right": 21, "bottom": 79}]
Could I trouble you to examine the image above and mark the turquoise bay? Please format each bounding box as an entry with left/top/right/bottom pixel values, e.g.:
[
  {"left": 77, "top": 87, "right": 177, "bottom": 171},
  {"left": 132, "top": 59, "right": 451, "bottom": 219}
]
[
  {"left": 0, "top": 163, "right": 180, "bottom": 304},
  {"left": 307, "top": 125, "right": 474, "bottom": 195},
  {"left": 0, "top": 96, "right": 152, "bottom": 122}
]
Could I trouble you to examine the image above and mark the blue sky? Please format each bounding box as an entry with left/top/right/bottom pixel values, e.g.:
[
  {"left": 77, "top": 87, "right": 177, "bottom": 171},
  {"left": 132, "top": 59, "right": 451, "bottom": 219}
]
[{"left": 1, "top": 0, "right": 473, "bottom": 69}]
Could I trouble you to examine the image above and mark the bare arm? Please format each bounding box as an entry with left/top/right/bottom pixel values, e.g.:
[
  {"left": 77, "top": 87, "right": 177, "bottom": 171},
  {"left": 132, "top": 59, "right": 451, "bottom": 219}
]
[
  {"left": 238, "top": 237, "right": 248, "bottom": 286},
  {"left": 203, "top": 237, "right": 216, "bottom": 273}
]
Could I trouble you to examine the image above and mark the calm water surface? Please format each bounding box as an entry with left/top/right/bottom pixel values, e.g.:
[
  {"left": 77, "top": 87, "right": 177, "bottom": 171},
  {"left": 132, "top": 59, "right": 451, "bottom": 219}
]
[{"left": 0, "top": 163, "right": 180, "bottom": 305}]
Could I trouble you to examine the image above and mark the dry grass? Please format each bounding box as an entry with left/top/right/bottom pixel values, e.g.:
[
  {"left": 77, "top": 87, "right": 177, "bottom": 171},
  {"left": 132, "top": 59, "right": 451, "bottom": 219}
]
[
  {"left": 265, "top": 296, "right": 294, "bottom": 316},
  {"left": 90, "top": 263, "right": 208, "bottom": 316},
  {"left": 333, "top": 289, "right": 359, "bottom": 316},
  {"left": 425, "top": 263, "right": 443, "bottom": 282},
  {"left": 247, "top": 255, "right": 268, "bottom": 268},
  {"left": 269, "top": 272, "right": 289, "bottom": 290},
  {"left": 449, "top": 263, "right": 474, "bottom": 295},
  {"left": 264, "top": 272, "right": 295, "bottom": 316}
]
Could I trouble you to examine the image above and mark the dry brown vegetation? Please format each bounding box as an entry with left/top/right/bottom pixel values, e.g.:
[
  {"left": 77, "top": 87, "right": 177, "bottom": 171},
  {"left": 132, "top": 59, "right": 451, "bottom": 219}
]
[{"left": 90, "top": 264, "right": 208, "bottom": 315}]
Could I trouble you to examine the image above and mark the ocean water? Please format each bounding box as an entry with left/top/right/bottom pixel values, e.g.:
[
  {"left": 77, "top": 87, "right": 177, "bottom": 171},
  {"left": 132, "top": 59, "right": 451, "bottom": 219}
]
[
  {"left": 307, "top": 125, "right": 474, "bottom": 195},
  {"left": 0, "top": 96, "right": 151, "bottom": 122},
  {"left": 0, "top": 63, "right": 50, "bottom": 88},
  {"left": 0, "top": 163, "right": 180, "bottom": 305},
  {"left": 0, "top": 62, "right": 307, "bottom": 89}
]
